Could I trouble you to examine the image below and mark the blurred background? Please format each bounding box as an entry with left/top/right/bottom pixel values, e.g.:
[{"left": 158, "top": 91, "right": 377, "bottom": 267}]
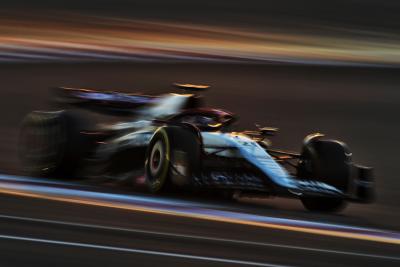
[
  {"left": 0, "top": 0, "right": 400, "bottom": 266},
  {"left": 0, "top": 0, "right": 400, "bottom": 65},
  {"left": 0, "top": 1, "right": 399, "bottom": 266}
]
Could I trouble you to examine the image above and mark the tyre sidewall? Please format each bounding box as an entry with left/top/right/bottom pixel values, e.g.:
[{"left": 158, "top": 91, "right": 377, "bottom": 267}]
[
  {"left": 298, "top": 138, "right": 350, "bottom": 212},
  {"left": 145, "top": 126, "right": 201, "bottom": 193},
  {"left": 145, "top": 128, "right": 171, "bottom": 193}
]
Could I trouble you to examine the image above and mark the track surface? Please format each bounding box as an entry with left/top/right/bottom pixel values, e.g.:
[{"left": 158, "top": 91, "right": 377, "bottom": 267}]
[
  {"left": 0, "top": 63, "right": 399, "bottom": 266},
  {"left": 0, "top": 174, "right": 399, "bottom": 267}
]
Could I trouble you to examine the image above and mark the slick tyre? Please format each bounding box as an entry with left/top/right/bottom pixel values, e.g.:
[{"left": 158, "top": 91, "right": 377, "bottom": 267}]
[
  {"left": 145, "top": 126, "right": 201, "bottom": 194},
  {"left": 298, "top": 137, "right": 350, "bottom": 212},
  {"left": 300, "top": 197, "right": 346, "bottom": 213},
  {"left": 19, "top": 110, "right": 92, "bottom": 178}
]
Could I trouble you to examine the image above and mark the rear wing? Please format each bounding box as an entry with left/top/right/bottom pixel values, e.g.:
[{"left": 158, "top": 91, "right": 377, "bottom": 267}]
[{"left": 51, "top": 87, "right": 158, "bottom": 115}]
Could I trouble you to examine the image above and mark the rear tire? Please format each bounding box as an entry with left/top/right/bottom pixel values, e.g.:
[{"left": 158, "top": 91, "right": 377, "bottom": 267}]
[
  {"left": 145, "top": 126, "right": 201, "bottom": 194},
  {"left": 19, "top": 110, "right": 92, "bottom": 178}
]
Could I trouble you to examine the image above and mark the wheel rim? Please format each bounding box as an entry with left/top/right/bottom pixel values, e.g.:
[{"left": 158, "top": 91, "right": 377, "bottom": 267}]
[{"left": 149, "top": 140, "right": 165, "bottom": 177}]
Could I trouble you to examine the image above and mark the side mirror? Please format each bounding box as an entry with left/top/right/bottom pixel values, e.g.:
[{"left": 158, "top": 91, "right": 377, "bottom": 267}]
[
  {"left": 173, "top": 83, "right": 210, "bottom": 92},
  {"left": 255, "top": 124, "right": 279, "bottom": 136},
  {"left": 260, "top": 127, "right": 279, "bottom": 136}
]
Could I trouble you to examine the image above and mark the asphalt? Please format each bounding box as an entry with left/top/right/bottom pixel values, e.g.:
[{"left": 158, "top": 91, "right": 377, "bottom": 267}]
[
  {"left": 0, "top": 188, "right": 399, "bottom": 267},
  {"left": 0, "top": 63, "right": 399, "bottom": 266}
]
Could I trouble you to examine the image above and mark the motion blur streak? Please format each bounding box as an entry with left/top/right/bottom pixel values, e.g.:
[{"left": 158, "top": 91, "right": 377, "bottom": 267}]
[
  {"left": 0, "top": 234, "right": 291, "bottom": 267},
  {"left": 0, "top": 10, "right": 399, "bottom": 66},
  {"left": 1, "top": 213, "right": 399, "bottom": 261},
  {"left": 0, "top": 174, "right": 399, "bottom": 245}
]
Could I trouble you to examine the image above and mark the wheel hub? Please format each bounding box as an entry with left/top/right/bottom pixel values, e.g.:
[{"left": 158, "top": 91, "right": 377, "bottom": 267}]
[{"left": 149, "top": 141, "right": 164, "bottom": 176}]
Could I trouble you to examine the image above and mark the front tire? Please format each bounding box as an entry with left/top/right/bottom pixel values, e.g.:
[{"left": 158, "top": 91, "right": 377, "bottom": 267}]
[
  {"left": 298, "top": 135, "right": 351, "bottom": 212},
  {"left": 300, "top": 197, "right": 346, "bottom": 212}
]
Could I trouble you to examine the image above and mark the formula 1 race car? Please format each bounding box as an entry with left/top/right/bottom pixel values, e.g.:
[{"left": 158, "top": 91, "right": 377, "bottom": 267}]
[{"left": 19, "top": 84, "right": 374, "bottom": 212}]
